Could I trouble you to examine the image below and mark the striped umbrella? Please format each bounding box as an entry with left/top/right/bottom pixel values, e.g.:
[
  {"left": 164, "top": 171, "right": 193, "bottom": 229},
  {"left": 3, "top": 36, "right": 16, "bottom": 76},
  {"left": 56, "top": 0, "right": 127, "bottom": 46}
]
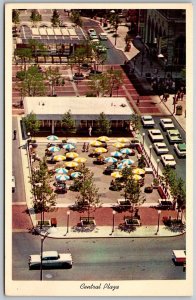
[
  {"left": 66, "top": 152, "right": 79, "bottom": 159},
  {"left": 121, "top": 159, "right": 134, "bottom": 165},
  {"left": 120, "top": 148, "right": 133, "bottom": 155},
  {"left": 55, "top": 174, "right": 70, "bottom": 181},
  {"left": 71, "top": 172, "right": 82, "bottom": 178},
  {"left": 64, "top": 161, "right": 79, "bottom": 168},
  {"left": 117, "top": 138, "right": 129, "bottom": 143},
  {"left": 111, "top": 171, "right": 122, "bottom": 178},
  {"left": 55, "top": 168, "right": 68, "bottom": 174},
  {"left": 113, "top": 142, "right": 126, "bottom": 148},
  {"left": 132, "top": 168, "right": 145, "bottom": 175},
  {"left": 97, "top": 136, "right": 110, "bottom": 142},
  {"left": 104, "top": 157, "right": 118, "bottom": 163},
  {"left": 117, "top": 162, "right": 131, "bottom": 169},
  {"left": 47, "top": 135, "right": 58, "bottom": 141},
  {"left": 90, "top": 140, "right": 102, "bottom": 147},
  {"left": 63, "top": 143, "right": 76, "bottom": 151},
  {"left": 132, "top": 174, "right": 142, "bottom": 180},
  {"left": 66, "top": 138, "right": 77, "bottom": 144},
  {"left": 111, "top": 151, "right": 122, "bottom": 158},
  {"left": 53, "top": 155, "right": 66, "bottom": 161},
  {"left": 74, "top": 157, "right": 87, "bottom": 163},
  {"left": 48, "top": 146, "right": 60, "bottom": 152},
  {"left": 94, "top": 147, "right": 107, "bottom": 153}
]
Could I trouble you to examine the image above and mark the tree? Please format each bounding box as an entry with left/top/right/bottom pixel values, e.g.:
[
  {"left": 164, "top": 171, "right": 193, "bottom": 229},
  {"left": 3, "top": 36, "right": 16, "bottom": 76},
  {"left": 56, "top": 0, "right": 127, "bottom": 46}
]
[
  {"left": 12, "top": 9, "right": 20, "bottom": 26},
  {"left": 70, "top": 10, "right": 83, "bottom": 27},
  {"left": 45, "top": 66, "right": 61, "bottom": 96},
  {"left": 51, "top": 9, "right": 61, "bottom": 27},
  {"left": 31, "top": 158, "right": 56, "bottom": 228},
  {"left": 88, "top": 74, "right": 108, "bottom": 97},
  {"left": 61, "top": 110, "right": 76, "bottom": 136},
  {"left": 138, "top": 155, "right": 146, "bottom": 169},
  {"left": 75, "top": 164, "right": 101, "bottom": 221},
  {"left": 95, "top": 112, "right": 112, "bottom": 136},
  {"left": 109, "top": 12, "right": 121, "bottom": 45},
  {"left": 28, "top": 39, "right": 48, "bottom": 63},
  {"left": 105, "top": 69, "right": 123, "bottom": 97},
  {"left": 14, "top": 48, "right": 33, "bottom": 70},
  {"left": 69, "top": 47, "right": 91, "bottom": 74},
  {"left": 23, "top": 112, "right": 41, "bottom": 137},
  {"left": 30, "top": 9, "right": 42, "bottom": 27},
  {"left": 20, "top": 65, "right": 46, "bottom": 96},
  {"left": 129, "top": 114, "right": 142, "bottom": 133}
]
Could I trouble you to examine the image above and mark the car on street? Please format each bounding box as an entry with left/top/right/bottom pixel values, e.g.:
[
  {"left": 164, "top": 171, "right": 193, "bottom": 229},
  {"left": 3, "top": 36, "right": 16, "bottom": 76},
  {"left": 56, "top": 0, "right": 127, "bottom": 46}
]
[
  {"left": 96, "top": 44, "right": 107, "bottom": 53},
  {"left": 161, "top": 154, "right": 176, "bottom": 168},
  {"left": 172, "top": 250, "right": 186, "bottom": 264},
  {"left": 160, "top": 118, "right": 175, "bottom": 130},
  {"left": 141, "top": 115, "right": 155, "bottom": 127},
  {"left": 90, "top": 33, "right": 99, "bottom": 40},
  {"left": 29, "top": 251, "right": 73, "bottom": 269},
  {"left": 12, "top": 175, "right": 16, "bottom": 192},
  {"left": 167, "top": 129, "right": 183, "bottom": 143},
  {"left": 154, "top": 142, "right": 169, "bottom": 154},
  {"left": 174, "top": 143, "right": 186, "bottom": 157},
  {"left": 88, "top": 28, "right": 96, "bottom": 36},
  {"left": 99, "top": 32, "right": 108, "bottom": 40},
  {"left": 148, "top": 129, "right": 164, "bottom": 142}
]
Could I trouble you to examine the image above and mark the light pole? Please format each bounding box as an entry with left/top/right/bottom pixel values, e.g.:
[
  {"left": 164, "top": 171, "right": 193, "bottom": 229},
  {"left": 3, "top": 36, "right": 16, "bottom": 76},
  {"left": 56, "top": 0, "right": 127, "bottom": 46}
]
[
  {"left": 66, "top": 210, "right": 70, "bottom": 234},
  {"left": 112, "top": 210, "right": 116, "bottom": 233},
  {"left": 155, "top": 210, "right": 161, "bottom": 235},
  {"left": 149, "top": 145, "right": 152, "bottom": 160},
  {"left": 157, "top": 159, "right": 160, "bottom": 176},
  {"left": 142, "top": 132, "right": 145, "bottom": 145}
]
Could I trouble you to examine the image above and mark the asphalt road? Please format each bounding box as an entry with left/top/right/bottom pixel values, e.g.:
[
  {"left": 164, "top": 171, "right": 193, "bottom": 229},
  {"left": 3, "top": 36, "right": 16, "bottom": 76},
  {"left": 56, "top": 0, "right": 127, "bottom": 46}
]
[
  {"left": 140, "top": 116, "right": 186, "bottom": 181},
  {"left": 12, "top": 116, "right": 26, "bottom": 203},
  {"left": 12, "top": 232, "right": 186, "bottom": 281}
]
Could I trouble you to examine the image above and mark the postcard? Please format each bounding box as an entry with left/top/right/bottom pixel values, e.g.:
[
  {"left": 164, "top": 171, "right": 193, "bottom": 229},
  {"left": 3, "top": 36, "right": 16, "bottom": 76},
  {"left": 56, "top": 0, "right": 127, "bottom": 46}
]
[{"left": 5, "top": 2, "right": 193, "bottom": 296}]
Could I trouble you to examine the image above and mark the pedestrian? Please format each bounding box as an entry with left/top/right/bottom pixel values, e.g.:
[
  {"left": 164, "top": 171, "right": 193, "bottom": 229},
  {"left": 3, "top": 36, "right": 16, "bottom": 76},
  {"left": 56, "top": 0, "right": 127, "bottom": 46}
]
[
  {"left": 86, "top": 142, "right": 89, "bottom": 152},
  {"left": 137, "top": 97, "right": 140, "bottom": 105},
  {"left": 82, "top": 142, "right": 86, "bottom": 152},
  {"left": 88, "top": 126, "right": 92, "bottom": 137},
  {"left": 13, "top": 129, "right": 17, "bottom": 140}
]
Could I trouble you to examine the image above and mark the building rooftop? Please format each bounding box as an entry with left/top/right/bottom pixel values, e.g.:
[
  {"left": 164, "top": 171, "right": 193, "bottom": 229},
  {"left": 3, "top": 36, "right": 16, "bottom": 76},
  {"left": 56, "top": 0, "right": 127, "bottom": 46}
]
[{"left": 24, "top": 97, "right": 134, "bottom": 120}]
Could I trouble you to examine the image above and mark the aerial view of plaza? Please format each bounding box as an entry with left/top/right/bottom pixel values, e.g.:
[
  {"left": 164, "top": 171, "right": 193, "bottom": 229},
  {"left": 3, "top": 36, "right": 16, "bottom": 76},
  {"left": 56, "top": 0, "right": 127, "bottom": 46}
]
[{"left": 10, "top": 7, "right": 188, "bottom": 286}]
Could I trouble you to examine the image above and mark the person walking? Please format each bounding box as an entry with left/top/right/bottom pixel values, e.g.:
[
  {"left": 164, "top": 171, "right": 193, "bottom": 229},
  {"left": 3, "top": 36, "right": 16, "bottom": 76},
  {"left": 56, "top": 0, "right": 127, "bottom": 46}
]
[
  {"left": 13, "top": 130, "right": 17, "bottom": 140},
  {"left": 88, "top": 126, "right": 92, "bottom": 137}
]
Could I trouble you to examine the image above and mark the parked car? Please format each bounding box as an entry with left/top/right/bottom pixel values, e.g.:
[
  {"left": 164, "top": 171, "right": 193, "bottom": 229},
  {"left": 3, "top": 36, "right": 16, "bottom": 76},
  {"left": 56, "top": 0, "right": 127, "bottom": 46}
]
[
  {"left": 148, "top": 129, "right": 164, "bottom": 142},
  {"left": 161, "top": 154, "right": 176, "bottom": 168},
  {"left": 96, "top": 45, "right": 107, "bottom": 53},
  {"left": 160, "top": 118, "right": 175, "bottom": 130},
  {"left": 172, "top": 250, "right": 186, "bottom": 264},
  {"left": 89, "top": 33, "right": 98, "bottom": 40},
  {"left": 174, "top": 143, "right": 186, "bottom": 157},
  {"left": 167, "top": 129, "right": 183, "bottom": 143},
  {"left": 29, "top": 251, "right": 73, "bottom": 269},
  {"left": 88, "top": 28, "right": 96, "bottom": 36},
  {"left": 12, "top": 175, "right": 16, "bottom": 192},
  {"left": 154, "top": 142, "right": 169, "bottom": 154},
  {"left": 99, "top": 32, "right": 108, "bottom": 40},
  {"left": 141, "top": 115, "right": 155, "bottom": 127}
]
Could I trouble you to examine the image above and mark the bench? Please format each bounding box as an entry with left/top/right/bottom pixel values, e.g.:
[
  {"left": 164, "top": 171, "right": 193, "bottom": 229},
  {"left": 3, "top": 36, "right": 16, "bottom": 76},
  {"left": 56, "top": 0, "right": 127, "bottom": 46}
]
[
  {"left": 124, "top": 217, "right": 141, "bottom": 226},
  {"left": 36, "top": 220, "right": 51, "bottom": 226},
  {"left": 80, "top": 217, "right": 96, "bottom": 227}
]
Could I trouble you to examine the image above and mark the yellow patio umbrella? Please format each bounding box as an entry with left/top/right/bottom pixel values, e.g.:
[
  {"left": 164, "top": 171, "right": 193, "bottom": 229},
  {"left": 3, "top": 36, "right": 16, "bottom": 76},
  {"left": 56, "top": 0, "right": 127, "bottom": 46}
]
[
  {"left": 132, "top": 174, "right": 142, "bottom": 180},
  {"left": 132, "top": 168, "right": 146, "bottom": 175},
  {"left": 111, "top": 171, "right": 122, "bottom": 178},
  {"left": 112, "top": 142, "right": 126, "bottom": 148},
  {"left": 66, "top": 152, "right": 79, "bottom": 159},
  {"left": 74, "top": 157, "right": 87, "bottom": 163},
  {"left": 53, "top": 155, "right": 66, "bottom": 161},
  {"left": 64, "top": 161, "right": 79, "bottom": 168},
  {"left": 97, "top": 136, "right": 110, "bottom": 142},
  {"left": 117, "top": 138, "right": 129, "bottom": 143},
  {"left": 94, "top": 147, "right": 107, "bottom": 153},
  {"left": 90, "top": 140, "right": 102, "bottom": 147}
]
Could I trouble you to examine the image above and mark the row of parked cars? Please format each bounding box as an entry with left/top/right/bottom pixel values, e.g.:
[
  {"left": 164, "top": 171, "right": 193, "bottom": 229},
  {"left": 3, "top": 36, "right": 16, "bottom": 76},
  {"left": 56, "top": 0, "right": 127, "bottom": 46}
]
[
  {"left": 87, "top": 29, "right": 107, "bottom": 53},
  {"left": 141, "top": 115, "right": 186, "bottom": 168}
]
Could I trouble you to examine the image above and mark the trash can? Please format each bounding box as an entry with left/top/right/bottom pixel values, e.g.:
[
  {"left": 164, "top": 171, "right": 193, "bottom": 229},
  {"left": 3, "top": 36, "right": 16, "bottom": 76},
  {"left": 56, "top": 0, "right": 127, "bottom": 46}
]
[
  {"left": 51, "top": 218, "right": 57, "bottom": 227},
  {"left": 176, "top": 105, "right": 183, "bottom": 115}
]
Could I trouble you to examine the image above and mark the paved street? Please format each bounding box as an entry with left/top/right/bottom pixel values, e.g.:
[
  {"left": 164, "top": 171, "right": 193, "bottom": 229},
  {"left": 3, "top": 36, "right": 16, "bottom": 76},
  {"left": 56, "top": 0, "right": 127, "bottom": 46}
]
[{"left": 12, "top": 232, "right": 186, "bottom": 281}]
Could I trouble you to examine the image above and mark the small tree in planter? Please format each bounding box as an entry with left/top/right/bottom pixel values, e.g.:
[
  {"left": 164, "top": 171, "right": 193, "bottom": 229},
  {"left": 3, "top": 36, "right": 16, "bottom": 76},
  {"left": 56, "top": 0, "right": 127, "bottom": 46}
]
[
  {"left": 138, "top": 154, "right": 146, "bottom": 169},
  {"left": 95, "top": 112, "right": 112, "bottom": 136},
  {"left": 61, "top": 110, "right": 76, "bottom": 138},
  {"left": 152, "top": 177, "right": 159, "bottom": 188},
  {"left": 23, "top": 112, "right": 41, "bottom": 140}
]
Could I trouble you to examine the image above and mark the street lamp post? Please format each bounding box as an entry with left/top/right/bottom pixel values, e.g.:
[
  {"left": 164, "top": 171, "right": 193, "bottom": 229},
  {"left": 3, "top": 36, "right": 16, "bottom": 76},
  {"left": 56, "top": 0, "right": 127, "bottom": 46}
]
[
  {"left": 40, "top": 234, "right": 48, "bottom": 281},
  {"left": 157, "top": 159, "right": 160, "bottom": 176},
  {"left": 149, "top": 145, "right": 152, "bottom": 160},
  {"left": 142, "top": 132, "right": 145, "bottom": 145},
  {"left": 66, "top": 211, "right": 70, "bottom": 234},
  {"left": 140, "top": 50, "right": 145, "bottom": 76},
  {"left": 112, "top": 210, "right": 116, "bottom": 233},
  {"left": 155, "top": 210, "right": 161, "bottom": 235}
]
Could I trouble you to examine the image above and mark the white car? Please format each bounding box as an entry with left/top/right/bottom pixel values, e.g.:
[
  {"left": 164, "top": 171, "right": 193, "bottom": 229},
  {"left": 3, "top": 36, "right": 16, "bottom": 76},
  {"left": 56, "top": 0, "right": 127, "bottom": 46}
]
[
  {"left": 12, "top": 175, "right": 16, "bottom": 192},
  {"left": 29, "top": 251, "right": 73, "bottom": 269},
  {"left": 167, "top": 129, "right": 183, "bottom": 143},
  {"left": 172, "top": 250, "right": 186, "bottom": 264},
  {"left": 148, "top": 129, "right": 164, "bottom": 142},
  {"left": 174, "top": 143, "right": 186, "bottom": 157},
  {"left": 154, "top": 142, "right": 169, "bottom": 154},
  {"left": 161, "top": 154, "right": 176, "bottom": 168},
  {"left": 99, "top": 32, "right": 108, "bottom": 40},
  {"left": 160, "top": 118, "right": 175, "bottom": 130},
  {"left": 141, "top": 115, "right": 155, "bottom": 127},
  {"left": 88, "top": 28, "right": 96, "bottom": 36}
]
